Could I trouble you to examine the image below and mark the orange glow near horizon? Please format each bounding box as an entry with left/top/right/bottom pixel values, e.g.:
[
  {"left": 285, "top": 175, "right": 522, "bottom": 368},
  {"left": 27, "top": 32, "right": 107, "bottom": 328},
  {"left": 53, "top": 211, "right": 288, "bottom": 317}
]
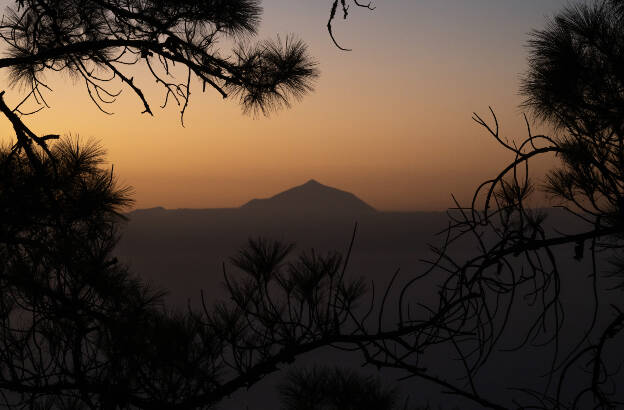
[{"left": 0, "top": 0, "right": 570, "bottom": 211}]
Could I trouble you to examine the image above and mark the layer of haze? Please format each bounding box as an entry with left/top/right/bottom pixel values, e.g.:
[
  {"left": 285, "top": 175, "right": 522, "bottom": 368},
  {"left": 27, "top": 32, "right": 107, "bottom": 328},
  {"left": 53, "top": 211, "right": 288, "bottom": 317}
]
[{"left": 0, "top": 0, "right": 572, "bottom": 210}]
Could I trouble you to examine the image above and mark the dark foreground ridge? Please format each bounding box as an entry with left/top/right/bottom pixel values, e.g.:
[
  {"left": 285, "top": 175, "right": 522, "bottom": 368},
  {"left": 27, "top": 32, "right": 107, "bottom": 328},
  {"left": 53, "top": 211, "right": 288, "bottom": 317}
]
[{"left": 241, "top": 179, "right": 376, "bottom": 215}]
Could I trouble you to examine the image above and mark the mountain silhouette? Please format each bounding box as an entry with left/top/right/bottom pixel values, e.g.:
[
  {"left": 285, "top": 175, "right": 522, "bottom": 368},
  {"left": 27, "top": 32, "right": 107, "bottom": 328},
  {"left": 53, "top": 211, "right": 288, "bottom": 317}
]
[{"left": 240, "top": 179, "right": 376, "bottom": 216}]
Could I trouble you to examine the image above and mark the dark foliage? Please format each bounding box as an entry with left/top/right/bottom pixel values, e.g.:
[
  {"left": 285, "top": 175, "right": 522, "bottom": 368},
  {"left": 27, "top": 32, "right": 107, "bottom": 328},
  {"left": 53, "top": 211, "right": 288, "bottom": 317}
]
[
  {"left": 520, "top": 0, "right": 624, "bottom": 229},
  {"left": 278, "top": 366, "right": 396, "bottom": 410},
  {"left": 277, "top": 366, "right": 461, "bottom": 410},
  {"left": 521, "top": 0, "right": 624, "bottom": 136},
  {"left": 0, "top": 0, "right": 318, "bottom": 119}
]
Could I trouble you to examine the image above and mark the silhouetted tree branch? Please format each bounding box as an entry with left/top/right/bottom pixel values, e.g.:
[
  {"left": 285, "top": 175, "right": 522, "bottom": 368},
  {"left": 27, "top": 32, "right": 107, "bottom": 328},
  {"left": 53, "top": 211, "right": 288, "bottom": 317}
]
[
  {"left": 0, "top": 0, "right": 319, "bottom": 121},
  {"left": 327, "top": 0, "right": 375, "bottom": 51}
]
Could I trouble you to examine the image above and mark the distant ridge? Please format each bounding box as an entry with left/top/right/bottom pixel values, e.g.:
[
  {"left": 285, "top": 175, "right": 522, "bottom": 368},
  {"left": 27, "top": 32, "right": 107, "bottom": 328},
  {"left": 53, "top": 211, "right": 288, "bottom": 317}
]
[
  {"left": 128, "top": 206, "right": 166, "bottom": 215},
  {"left": 241, "top": 179, "right": 376, "bottom": 215}
]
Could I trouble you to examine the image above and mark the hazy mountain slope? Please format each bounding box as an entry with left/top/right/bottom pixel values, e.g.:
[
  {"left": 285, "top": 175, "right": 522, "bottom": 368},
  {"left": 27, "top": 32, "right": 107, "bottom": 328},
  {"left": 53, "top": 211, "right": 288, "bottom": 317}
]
[{"left": 241, "top": 179, "right": 376, "bottom": 216}]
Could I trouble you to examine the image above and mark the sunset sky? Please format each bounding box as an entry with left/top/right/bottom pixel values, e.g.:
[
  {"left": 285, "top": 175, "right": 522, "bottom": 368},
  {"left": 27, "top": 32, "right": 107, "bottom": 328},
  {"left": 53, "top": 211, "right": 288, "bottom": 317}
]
[{"left": 0, "top": 0, "right": 571, "bottom": 211}]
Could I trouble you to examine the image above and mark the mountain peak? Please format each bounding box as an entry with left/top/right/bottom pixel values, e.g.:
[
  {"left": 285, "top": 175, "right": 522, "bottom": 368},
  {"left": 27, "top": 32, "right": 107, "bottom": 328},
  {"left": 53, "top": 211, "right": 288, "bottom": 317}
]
[{"left": 241, "top": 180, "right": 375, "bottom": 215}]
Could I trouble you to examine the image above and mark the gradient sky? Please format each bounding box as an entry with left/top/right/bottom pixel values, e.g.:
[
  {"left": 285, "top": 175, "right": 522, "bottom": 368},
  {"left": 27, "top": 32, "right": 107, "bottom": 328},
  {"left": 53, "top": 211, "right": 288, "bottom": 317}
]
[{"left": 0, "top": 0, "right": 574, "bottom": 210}]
